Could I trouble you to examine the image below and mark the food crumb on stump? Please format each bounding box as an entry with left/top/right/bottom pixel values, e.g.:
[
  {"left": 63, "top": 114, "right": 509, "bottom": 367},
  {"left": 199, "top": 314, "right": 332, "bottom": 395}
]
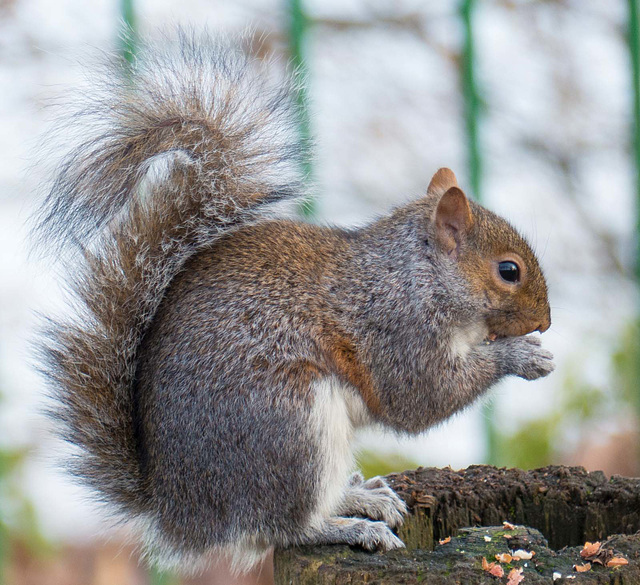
[
  {"left": 482, "top": 556, "right": 505, "bottom": 578},
  {"left": 506, "top": 567, "right": 524, "bottom": 585},
  {"left": 574, "top": 562, "right": 591, "bottom": 572}
]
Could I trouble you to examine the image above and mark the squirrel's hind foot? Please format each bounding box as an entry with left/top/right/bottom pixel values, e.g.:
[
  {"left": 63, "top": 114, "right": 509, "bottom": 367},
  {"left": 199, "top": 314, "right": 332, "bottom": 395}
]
[{"left": 301, "top": 516, "right": 405, "bottom": 552}]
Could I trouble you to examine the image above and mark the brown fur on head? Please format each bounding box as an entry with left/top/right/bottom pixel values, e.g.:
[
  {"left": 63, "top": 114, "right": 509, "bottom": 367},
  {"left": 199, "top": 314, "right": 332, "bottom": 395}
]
[{"left": 428, "top": 168, "right": 551, "bottom": 339}]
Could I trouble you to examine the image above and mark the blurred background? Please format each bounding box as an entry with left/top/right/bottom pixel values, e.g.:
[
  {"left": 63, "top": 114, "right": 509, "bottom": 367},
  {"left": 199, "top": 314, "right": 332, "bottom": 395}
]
[{"left": 1, "top": 0, "right": 638, "bottom": 583}]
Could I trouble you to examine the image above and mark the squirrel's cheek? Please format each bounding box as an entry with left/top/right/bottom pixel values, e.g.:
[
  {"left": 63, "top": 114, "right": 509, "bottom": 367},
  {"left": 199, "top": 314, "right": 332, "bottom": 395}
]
[{"left": 484, "top": 314, "right": 525, "bottom": 339}]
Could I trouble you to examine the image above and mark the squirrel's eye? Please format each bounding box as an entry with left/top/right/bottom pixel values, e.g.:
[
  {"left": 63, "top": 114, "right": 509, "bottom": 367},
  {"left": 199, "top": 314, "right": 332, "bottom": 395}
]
[{"left": 498, "top": 261, "right": 520, "bottom": 283}]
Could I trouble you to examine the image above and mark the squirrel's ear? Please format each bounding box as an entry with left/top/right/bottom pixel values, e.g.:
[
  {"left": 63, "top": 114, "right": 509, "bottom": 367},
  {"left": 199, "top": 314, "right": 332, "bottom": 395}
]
[
  {"left": 427, "top": 168, "right": 459, "bottom": 198},
  {"left": 434, "top": 186, "right": 473, "bottom": 259}
]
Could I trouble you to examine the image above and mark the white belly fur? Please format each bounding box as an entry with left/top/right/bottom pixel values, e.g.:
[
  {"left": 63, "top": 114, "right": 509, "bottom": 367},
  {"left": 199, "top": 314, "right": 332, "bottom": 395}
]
[{"left": 309, "top": 377, "right": 370, "bottom": 524}]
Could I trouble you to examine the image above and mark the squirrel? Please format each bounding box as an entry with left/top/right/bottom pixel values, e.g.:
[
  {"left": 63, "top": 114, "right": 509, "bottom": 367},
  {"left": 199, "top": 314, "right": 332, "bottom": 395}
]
[{"left": 34, "top": 29, "right": 554, "bottom": 575}]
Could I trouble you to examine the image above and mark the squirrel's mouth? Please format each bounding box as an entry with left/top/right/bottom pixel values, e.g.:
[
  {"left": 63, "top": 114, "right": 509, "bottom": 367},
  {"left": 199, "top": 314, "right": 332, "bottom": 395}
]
[{"left": 485, "top": 332, "right": 516, "bottom": 342}]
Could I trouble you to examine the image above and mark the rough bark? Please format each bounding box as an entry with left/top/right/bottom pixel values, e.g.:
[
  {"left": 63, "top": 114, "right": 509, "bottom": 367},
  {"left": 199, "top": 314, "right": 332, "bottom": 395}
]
[{"left": 274, "top": 465, "right": 640, "bottom": 584}]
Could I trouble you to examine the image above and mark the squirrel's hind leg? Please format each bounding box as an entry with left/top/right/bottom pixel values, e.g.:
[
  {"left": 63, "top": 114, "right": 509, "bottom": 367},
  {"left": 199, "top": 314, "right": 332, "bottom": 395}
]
[{"left": 304, "top": 379, "right": 406, "bottom": 551}]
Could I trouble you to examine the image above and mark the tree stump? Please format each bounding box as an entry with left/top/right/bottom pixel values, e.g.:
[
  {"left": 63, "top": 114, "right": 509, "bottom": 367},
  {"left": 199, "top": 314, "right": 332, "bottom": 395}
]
[{"left": 274, "top": 465, "right": 640, "bottom": 584}]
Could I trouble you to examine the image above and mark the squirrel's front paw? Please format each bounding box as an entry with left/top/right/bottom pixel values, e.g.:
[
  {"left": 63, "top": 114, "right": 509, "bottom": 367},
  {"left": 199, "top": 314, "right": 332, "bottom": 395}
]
[
  {"left": 338, "top": 473, "right": 408, "bottom": 529},
  {"left": 501, "top": 335, "right": 555, "bottom": 381}
]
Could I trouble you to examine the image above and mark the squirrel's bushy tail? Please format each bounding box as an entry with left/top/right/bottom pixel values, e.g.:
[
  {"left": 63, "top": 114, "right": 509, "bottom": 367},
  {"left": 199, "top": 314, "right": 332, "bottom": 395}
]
[{"left": 35, "top": 29, "right": 306, "bottom": 517}]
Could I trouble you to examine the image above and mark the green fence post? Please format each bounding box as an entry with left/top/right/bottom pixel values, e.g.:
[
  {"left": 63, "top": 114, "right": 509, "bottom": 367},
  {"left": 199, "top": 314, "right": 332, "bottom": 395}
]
[
  {"left": 121, "top": 0, "right": 137, "bottom": 65},
  {"left": 288, "top": 0, "right": 315, "bottom": 217},
  {"left": 460, "top": 0, "right": 482, "bottom": 201},
  {"left": 630, "top": 0, "right": 640, "bottom": 276},
  {"left": 460, "top": 0, "right": 498, "bottom": 465},
  {"left": 628, "top": 0, "right": 640, "bottom": 459}
]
